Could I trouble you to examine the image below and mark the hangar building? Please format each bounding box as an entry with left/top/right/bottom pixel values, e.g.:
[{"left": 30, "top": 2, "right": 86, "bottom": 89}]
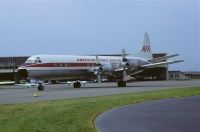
[{"left": 0, "top": 56, "right": 29, "bottom": 81}]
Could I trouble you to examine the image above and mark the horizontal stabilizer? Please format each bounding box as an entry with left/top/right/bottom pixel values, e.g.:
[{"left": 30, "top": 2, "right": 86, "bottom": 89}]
[
  {"left": 148, "top": 54, "right": 180, "bottom": 63},
  {"left": 142, "top": 60, "right": 184, "bottom": 69}
]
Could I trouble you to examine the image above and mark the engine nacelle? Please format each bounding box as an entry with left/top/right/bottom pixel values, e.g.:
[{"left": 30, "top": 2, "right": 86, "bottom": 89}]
[
  {"left": 101, "top": 63, "right": 113, "bottom": 72},
  {"left": 127, "top": 59, "right": 138, "bottom": 69},
  {"left": 94, "top": 66, "right": 102, "bottom": 71},
  {"left": 120, "top": 62, "right": 129, "bottom": 67}
]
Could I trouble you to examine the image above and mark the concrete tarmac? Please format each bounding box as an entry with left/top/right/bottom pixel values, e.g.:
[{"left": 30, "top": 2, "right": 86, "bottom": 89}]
[
  {"left": 0, "top": 80, "right": 200, "bottom": 104},
  {"left": 95, "top": 96, "right": 200, "bottom": 132}
]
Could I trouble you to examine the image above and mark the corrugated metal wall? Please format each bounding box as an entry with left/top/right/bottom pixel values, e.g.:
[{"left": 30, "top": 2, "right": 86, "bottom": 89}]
[
  {"left": 0, "top": 57, "right": 29, "bottom": 68},
  {"left": 0, "top": 57, "right": 29, "bottom": 81}
]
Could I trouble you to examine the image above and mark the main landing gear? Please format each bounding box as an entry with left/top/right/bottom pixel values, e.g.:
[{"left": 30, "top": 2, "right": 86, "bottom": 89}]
[
  {"left": 117, "top": 81, "right": 127, "bottom": 87},
  {"left": 73, "top": 81, "right": 81, "bottom": 88}
]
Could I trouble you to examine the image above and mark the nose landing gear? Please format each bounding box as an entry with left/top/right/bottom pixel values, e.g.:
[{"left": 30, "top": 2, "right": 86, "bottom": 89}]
[{"left": 37, "top": 83, "right": 44, "bottom": 91}]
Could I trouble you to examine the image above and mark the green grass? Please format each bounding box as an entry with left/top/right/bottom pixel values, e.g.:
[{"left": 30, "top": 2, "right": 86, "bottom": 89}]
[{"left": 0, "top": 87, "right": 200, "bottom": 132}]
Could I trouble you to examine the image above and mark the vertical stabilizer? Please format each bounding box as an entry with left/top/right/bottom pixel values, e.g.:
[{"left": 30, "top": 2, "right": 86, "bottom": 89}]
[
  {"left": 135, "top": 32, "right": 152, "bottom": 59},
  {"left": 141, "top": 32, "right": 151, "bottom": 53}
]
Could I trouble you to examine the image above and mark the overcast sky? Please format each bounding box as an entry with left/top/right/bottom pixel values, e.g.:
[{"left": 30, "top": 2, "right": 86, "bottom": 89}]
[{"left": 0, "top": 0, "right": 199, "bottom": 71}]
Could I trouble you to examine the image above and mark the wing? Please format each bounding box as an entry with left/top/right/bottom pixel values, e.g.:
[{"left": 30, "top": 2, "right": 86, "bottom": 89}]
[
  {"left": 142, "top": 60, "right": 184, "bottom": 69},
  {"left": 148, "top": 54, "right": 179, "bottom": 63}
]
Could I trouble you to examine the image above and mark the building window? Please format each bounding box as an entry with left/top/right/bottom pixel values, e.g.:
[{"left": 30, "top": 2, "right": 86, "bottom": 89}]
[
  {"left": 175, "top": 74, "right": 179, "bottom": 78},
  {"left": 170, "top": 74, "right": 173, "bottom": 79}
]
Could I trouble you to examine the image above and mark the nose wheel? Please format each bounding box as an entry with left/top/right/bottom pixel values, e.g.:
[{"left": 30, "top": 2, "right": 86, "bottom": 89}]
[{"left": 37, "top": 83, "right": 44, "bottom": 91}]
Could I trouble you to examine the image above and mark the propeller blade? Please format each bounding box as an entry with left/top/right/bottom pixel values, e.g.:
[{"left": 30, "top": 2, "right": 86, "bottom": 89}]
[
  {"left": 121, "top": 49, "right": 128, "bottom": 82},
  {"left": 122, "top": 48, "right": 126, "bottom": 60},
  {"left": 96, "top": 55, "right": 100, "bottom": 65},
  {"left": 123, "top": 70, "right": 128, "bottom": 82},
  {"left": 95, "top": 55, "right": 102, "bottom": 84},
  {"left": 97, "top": 74, "right": 101, "bottom": 84},
  {"left": 122, "top": 48, "right": 128, "bottom": 62}
]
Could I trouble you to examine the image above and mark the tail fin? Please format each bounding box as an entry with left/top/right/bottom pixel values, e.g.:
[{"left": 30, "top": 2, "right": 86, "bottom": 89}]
[
  {"left": 141, "top": 32, "right": 151, "bottom": 53},
  {"left": 135, "top": 32, "right": 153, "bottom": 59}
]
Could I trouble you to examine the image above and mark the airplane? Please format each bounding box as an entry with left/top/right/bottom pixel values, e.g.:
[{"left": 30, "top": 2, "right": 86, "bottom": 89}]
[{"left": 17, "top": 32, "right": 183, "bottom": 90}]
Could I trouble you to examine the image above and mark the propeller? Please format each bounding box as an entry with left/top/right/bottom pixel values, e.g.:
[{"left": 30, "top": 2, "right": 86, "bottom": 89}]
[
  {"left": 94, "top": 55, "right": 102, "bottom": 84},
  {"left": 121, "top": 49, "right": 129, "bottom": 81},
  {"left": 122, "top": 49, "right": 127, "bottom": 62}
]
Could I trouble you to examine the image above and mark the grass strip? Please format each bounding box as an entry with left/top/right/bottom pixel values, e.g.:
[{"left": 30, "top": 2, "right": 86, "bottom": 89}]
[{"left": 0, "top": 87, "right": 200, "bottom": 132}]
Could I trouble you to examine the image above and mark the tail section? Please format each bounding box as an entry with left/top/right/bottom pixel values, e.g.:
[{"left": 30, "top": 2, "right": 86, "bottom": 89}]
[
  {"left": 141, "top": 32, "right": 151, "bottom": 53},
  {"left": 135, "top": 32, "right": 153, "bottom": 59}
]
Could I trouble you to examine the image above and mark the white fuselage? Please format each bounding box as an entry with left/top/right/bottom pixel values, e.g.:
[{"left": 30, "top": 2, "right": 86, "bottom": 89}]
[{"left": 18, "top": 55, "right": 149, "bottom": 80}]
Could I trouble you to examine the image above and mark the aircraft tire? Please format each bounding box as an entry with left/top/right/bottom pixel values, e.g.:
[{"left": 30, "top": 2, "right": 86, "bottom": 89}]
[
  {"left": 117, "top": 81, "right": 126, "bottom": 87},
  {"left": 73, "top": 82, "right": 81, "bottom": 88},
  {"left": 38, "top": 85, "right": 44, "bottom": 91}
]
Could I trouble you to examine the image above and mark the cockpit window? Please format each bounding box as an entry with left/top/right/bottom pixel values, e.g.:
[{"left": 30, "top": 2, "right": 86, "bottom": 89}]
[
  {"left": 26, "top": 57, "right": 42, "bottom": 64},
  {"left": 35, "top": 57, "right": 42, "bottom": 63}
]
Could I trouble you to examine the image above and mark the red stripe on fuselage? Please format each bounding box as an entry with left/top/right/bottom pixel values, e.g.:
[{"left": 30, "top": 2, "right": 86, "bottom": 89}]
[{"left": 25, "top": 63, "right": 96, "bottom": 67}]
